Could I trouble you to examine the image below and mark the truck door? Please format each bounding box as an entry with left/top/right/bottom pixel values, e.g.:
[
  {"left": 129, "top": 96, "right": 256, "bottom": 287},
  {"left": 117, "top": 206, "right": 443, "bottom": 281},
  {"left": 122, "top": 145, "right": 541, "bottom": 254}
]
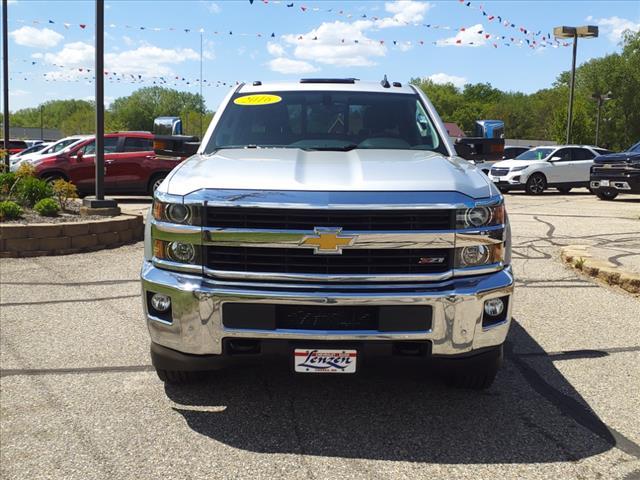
[{"left": 69, "top": 137, "right": 119, "bottom": 192}]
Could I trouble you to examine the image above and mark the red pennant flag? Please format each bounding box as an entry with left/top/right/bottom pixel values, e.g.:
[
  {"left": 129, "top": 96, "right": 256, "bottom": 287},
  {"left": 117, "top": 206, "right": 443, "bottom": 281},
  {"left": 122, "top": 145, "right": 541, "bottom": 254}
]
[
  {"left": 301, "top": 6, "right": 307, "bottom": 12},
  {"left": 485, "top": 34, "right": 490, "bottom": 39},
  {"left": 460, "top": 27, "right": 466, "bottom": 31},
  {"left": 456, "top": 39, "right": 462, "bottom": 44},
  {"left": 488, "top": 16, "right": 494, "bottom": 20},
  {"left": 79, "top": 24, "right": 86, "bottom": 29}
]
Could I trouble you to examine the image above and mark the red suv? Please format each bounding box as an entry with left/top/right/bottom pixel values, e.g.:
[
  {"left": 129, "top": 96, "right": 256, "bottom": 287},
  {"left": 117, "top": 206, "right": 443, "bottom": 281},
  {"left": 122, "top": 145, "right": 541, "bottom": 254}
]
[{"left": 34, "top": 132, "right": 183, "bottom": 195}]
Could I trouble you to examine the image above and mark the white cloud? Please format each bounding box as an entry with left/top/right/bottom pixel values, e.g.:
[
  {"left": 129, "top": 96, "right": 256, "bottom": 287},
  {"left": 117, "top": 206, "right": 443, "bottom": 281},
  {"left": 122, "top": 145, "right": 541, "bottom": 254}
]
[
  {"left": 43, "top": 41, "right": 201, "bottom": 79},
  {"left": 44, "top": 41, "right": 94, "bottom": 66},
  {"left": 436, "top": 24, "right": 487, "bottom": 47},
  {"left": 31, "top": 52, "right": 43, "bottom": 59},
  {"left": 208, "top": 2, "right": 221, "bottom": 14},
  {"left": 9, "top": 89, "right": 29, "bottom": 97},
  {"left": 282, "top": 21, "right": 386, "bottom": 67},
  {"left": 376, "top": 0, "right": 432, "bottom": 28},
  {"left": 122, "top": 35, "right": 135, "bottom": 46},
  {"left": 427, "top": 73, "right": 467, "bottom": 89},
  {"left": 267, "top": 42, "right": 286, "bottom": 57},
  {"left": 589, "top": 16, "right": 640, "bottom": 42},
  {"left": 267, "top": 57, "right": 319, "bottom": 74},
  {"left": 9, "top": 26, "right": 63, "bottom": 49}
]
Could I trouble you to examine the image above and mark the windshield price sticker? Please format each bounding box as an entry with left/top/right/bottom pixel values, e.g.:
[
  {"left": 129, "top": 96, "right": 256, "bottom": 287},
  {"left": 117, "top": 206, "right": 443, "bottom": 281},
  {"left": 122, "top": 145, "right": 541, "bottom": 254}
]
[
  {"left": 234, "top": 94, "right": 282, "bottom": 106},
  {"left": 294, "top": 349, "right": 357, "bottom": 374}
]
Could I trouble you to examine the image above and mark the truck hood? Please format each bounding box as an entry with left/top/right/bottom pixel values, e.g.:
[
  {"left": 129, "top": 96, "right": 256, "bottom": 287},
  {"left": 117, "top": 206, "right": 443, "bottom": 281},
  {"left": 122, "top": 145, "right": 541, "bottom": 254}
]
[
  {"left": 165, "top": 148, "right": 492, "bottom": 199},
  {"left": 594, "top": 151, "right": 640, "bottom": 164}
]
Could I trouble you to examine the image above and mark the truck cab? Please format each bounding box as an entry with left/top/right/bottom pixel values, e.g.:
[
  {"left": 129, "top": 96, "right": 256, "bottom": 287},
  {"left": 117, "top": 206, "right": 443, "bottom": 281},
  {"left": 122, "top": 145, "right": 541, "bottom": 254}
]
[{"left": 141, "top": 79, "right": 514, "bottom": 389}]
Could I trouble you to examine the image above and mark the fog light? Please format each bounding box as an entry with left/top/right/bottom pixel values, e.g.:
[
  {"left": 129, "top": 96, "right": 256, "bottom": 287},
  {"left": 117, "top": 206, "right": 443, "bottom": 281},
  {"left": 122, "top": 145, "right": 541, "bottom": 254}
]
[
  {"left": 460, "top": 245, "right": 490, "bottom": 266},
  {"left": 484, "top": 298, "right": 504, "bottom": 317},
  {"left": 167, "top": 242, "right": 196, "bottom": 263},
  {"left": 150, "top": 293, "right": 171, "bottom": 312}
]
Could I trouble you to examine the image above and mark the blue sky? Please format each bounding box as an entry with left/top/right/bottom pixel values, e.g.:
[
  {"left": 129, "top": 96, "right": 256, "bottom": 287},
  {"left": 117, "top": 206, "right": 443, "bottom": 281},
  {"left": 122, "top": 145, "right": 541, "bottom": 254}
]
[{"left": 4, "top": 0, "right": 640, "bottom": 112}]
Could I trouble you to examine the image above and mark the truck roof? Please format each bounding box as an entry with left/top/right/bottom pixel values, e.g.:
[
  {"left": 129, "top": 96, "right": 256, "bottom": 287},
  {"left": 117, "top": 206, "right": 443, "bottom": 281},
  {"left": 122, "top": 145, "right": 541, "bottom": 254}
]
[{"left": 237, "top": 79, "right": 416, "bottom": 95}]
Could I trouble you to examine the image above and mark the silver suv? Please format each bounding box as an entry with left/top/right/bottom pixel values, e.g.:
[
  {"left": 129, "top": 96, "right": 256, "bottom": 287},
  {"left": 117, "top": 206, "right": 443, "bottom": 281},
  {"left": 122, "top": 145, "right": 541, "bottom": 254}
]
[{"left": 141, "top": 78, "right": 514, "bottom": 389}]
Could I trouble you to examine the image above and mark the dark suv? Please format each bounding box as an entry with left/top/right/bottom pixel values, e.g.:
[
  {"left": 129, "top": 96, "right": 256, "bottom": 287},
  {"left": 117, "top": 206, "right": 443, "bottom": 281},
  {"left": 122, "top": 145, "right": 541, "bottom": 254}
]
[
  {"left": 34, "top": 132, "right": 183, "bottom": 196},
  {"left": 590, "top": 141, "right": 640, "bottom": 200}
]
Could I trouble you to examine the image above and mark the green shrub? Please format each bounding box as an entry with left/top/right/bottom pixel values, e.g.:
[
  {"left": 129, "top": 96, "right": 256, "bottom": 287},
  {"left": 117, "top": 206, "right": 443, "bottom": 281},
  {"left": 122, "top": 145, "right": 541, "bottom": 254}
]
[
  {"left": 0, "top": 200, "right": 23, "bottom": 221},
  {"left": 34, "top": 198, "right": 60, "bottom": 217},
  {"left": 0, "top": 172, "right": 17, "bottom": 196},
  {"left": 15, "top": 162, "right": 36, "bottom": 179},
  {"left": 16, "top": 177, "right": 53, "bottom": 207},
  {"left": 51, "top": 179, "right": 78, "bottom": 210}
]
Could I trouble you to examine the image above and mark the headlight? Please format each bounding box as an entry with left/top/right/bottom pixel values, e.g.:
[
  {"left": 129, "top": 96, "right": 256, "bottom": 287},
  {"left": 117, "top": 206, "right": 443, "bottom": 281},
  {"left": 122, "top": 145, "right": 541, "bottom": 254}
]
[
  {"left": 510, "top": 166, "right": 528, "bottom": 172},
  {"left": 152, "top": 200, "right": 200, "bottom": 225},
  {"left": 455, "top": 243, "right": 504, "bottom": 268},
  {"left": 153, "top": 240, "right": 200, "bottom": 265},
  {"left": 456, "top": 204, "right": 504, "bottom": 229}
]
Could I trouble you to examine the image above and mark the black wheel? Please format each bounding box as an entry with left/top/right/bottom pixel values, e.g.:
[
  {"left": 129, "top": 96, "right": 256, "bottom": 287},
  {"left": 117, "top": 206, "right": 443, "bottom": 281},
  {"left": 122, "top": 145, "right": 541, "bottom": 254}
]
[
  {"left": 155, "top": 368, "right": 206, "bottom": 384},
  {"left": 41, "top": 173, "right": 66, "bottom": 185},
  {"left": 525, "top": 173, "right": 547, "bottom": 195},
  {"left": 557, "top": 187, "right": 572, "bottom": 194},
  {"left": 596, "top": 189, "right": 618, "bottom": 200},
  {"left": 441, "top": 346, "right": 502, "bottom": 390},
  {"left": 148, "top": 175, "right": 166, "bottom": 196},
  {"left": 498, "top": 187, "right": 509, "bottom": 193}
]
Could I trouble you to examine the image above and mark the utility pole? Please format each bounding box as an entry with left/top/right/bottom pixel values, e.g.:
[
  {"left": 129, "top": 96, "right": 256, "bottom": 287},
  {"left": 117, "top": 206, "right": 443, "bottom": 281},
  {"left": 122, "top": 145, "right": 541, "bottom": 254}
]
[
  {"left": 40, "top": 104, "right": 43, "bottom": 140},
  {"left": 82, "top": 0, "right": 118, "bottom": 213},
  {"left": 2, "top": 0, "right": 10, "bottom": 169},
  {"left": 199, "top": 32, "right": 203, "bottom": 139},
  {"left": 553, "top": 25, "right": 598, "bottom": 145},
  {"left": 592, "top": 91, "right": 612, "bottom": 147}
]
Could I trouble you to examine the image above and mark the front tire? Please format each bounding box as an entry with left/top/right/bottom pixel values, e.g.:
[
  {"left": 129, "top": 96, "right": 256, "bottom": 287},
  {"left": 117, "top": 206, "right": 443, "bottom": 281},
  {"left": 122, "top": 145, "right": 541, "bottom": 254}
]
[
  {"left": 596, "top": 189, "right": 618, "bottom": 200},
  {"left": 155, "top": 368, "right": 206, "bottom": 384},
  {"left": 525, "top": 173, "right": 547, "bottom": 195},
  {"left": 441, "top": 346, "right": 503, "bottom": 390}
]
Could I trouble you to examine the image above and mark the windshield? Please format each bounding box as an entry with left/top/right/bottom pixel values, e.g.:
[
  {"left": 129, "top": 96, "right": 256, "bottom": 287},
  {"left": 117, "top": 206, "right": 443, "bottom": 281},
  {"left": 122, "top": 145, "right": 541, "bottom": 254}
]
[
  {"left": 206, "top": 91, "right": 445, "bottom": 153},
  {"left": 515, "top": 148, "right": 555, "bottom": 160},
  {"left": 629, "top": 142, "right": 640, "bottom": 153},
  {"left": 42, "top": 138, "right": 81, "bottom": 155}
]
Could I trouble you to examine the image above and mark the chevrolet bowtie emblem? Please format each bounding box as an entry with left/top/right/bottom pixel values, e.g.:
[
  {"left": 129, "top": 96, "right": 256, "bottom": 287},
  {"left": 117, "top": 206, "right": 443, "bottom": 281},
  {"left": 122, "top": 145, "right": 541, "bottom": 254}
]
[{"left": 300, "top": 227, "right": 357, "bottom": 254}]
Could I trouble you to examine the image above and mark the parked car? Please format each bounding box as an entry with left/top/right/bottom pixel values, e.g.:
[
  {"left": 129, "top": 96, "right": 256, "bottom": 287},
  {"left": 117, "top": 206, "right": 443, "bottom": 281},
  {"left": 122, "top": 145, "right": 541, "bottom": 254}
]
[
  {"left": 590, "top": 141, "right": 640, "bottom": 200},
  {"left": 33, "top": 131, "right": 182, "bottom": 195},
  {"left": 502, "top": 146, "right": 530, "bottom": 160},
  {"left": 1, "top": 139, "right": 28, "bottom": 155},
  {"left": 141, "top": 78, "right": 513, "bottom": 389},
  {"left": 10, "top": 135, "right": 90, "bottom": 171},
  {"left": 9, "top": 142, "right": 52, "bottom": 162},
  {"left": 488, "top": 145, "right": 604, "bottom": 194},
  {"left": 25, "top": 140, "right": 45, "bottom": 148}
]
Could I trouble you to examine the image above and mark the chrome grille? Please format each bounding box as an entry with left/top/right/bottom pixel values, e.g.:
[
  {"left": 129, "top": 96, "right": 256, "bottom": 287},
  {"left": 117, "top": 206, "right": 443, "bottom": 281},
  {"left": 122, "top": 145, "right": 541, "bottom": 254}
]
[
  {"left": 206, "top": 207, "right": 454, "bottom": 231},
  {"left": 205, "top": 246, "right": 451, "bottom": 275}
]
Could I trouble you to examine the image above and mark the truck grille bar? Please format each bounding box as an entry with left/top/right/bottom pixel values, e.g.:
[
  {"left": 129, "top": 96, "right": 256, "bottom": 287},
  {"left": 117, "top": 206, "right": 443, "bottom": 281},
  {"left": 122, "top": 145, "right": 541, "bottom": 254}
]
[
  {"left": 206, "top": 207, "right": 454, "bottom": 231},
  {"left": 205, "top": 246, "right": 451, "bottom": 275}
]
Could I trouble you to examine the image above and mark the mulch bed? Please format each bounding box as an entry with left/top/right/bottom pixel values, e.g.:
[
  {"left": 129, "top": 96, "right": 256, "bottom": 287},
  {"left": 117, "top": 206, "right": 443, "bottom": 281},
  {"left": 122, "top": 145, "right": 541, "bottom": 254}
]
[{"left": 1, "top": 200, "right": 104, "bottom": 224}]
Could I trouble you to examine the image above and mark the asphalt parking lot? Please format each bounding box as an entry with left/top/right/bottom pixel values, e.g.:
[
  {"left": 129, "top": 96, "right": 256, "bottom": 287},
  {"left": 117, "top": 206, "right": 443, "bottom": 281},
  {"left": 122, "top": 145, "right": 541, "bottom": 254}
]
[{"left": 1, "top": 190, "right": 639, "bottom": 480}]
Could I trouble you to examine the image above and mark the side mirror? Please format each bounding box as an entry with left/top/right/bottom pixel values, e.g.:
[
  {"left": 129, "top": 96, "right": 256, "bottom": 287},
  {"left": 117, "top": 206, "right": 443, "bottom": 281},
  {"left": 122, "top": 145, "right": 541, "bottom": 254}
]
[
  {"left": 75, "top": 150, "right": 84, "bottom": 161},
  {"left": 549, "top": 156, "right": 561, "bottom": 162}
]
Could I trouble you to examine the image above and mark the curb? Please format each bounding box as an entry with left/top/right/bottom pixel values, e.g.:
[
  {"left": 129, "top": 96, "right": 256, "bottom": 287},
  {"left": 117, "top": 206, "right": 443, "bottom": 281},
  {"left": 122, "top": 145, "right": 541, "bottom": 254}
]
[
  {"left": 560, "top": 245, "right": 640, "bottom": 295},
  {"left": 0, "top": 214, "right": 144, "bottom": 258}
]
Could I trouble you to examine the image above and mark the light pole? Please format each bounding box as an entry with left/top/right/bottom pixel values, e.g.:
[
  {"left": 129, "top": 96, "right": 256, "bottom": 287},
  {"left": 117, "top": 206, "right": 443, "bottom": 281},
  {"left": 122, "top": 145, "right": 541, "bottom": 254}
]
[
  {"left": 553, "top": 25, "right": 599, "bottom": 145},
  {"left": 2, "top": 0, "right": 10, "bottom": 169},
  {"left": 591, "top": 91, "right": 612, "bottom": 147}
]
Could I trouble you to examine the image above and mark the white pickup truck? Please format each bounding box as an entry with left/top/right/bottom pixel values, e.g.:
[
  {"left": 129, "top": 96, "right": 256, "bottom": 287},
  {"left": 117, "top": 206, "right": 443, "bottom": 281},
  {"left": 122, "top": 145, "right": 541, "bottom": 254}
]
[{"left": 141, "top": 78, "right": 514, "bottom": 389}]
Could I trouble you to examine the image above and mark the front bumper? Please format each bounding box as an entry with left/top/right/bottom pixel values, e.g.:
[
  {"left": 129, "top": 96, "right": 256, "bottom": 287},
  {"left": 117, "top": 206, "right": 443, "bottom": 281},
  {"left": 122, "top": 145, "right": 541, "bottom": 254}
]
[
  {"left": 488, "top": 172, "right": 527, "bottom": 189},
  {"left": 141, "top": 261, "right": 514, "bottom": 361},
  {"left": 590, "top": 170, "right": 640, "bottom": 193}
]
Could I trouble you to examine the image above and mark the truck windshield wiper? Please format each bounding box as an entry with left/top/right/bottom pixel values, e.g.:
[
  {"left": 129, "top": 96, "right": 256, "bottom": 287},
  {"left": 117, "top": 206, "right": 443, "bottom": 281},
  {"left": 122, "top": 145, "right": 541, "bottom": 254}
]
[{"left": 301, "top": 144, "right": 359, "bottom": 152}]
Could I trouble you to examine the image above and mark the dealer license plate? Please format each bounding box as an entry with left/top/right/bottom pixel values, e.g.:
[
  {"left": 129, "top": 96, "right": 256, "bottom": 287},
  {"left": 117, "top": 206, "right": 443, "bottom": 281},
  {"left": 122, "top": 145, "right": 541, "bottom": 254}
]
[
  {"left": 600, "top": 180, "right": 610, "bottom": 187},
  {"left": 294, "top": 349, "right": 357, "bottom": 374}
]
